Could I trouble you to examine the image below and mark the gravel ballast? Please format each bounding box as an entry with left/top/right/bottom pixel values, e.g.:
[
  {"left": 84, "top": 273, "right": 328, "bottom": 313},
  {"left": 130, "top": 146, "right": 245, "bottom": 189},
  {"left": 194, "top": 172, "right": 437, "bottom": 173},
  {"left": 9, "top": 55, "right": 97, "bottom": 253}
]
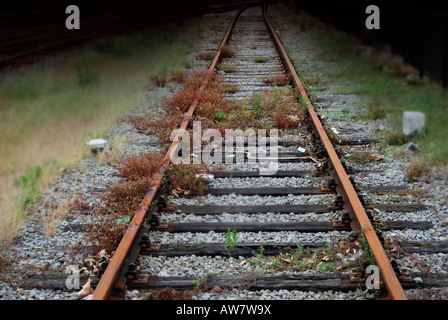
[{"left": 0, "top": 4, "right": 446, "bottom": 302}]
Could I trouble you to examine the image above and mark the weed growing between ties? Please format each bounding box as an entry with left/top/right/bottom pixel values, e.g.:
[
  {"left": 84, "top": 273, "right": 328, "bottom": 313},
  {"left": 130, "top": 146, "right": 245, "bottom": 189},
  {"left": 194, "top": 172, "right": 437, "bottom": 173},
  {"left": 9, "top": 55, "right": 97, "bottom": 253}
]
[
  {"left": 111, "top": 72, "right": 307, "bottom": 253},
  {"left": 240, "top": 236, "right": 380, "bottom": 274},
  {"left": 128, "top": 69, "right": 240, "bottom": 144},
  {"left": 164, "top": 163, "right": 210, "bottom": 197},
  {"left": 253, "top": 57, "right": 268, "bottom": 63},
  {"left": 243, "top": 244, "right": 338, "bottom": 273},
  {"left": 196, "top": 46, "right": 234, "bottom": 62},
  {"left": 116, "top": 152, "right": 165, "bottom": 181},
  {"left": 145, "top": 287, "right": 194, "bottom": 300},
  {"left": 225, "top": 228, "right": 239, "bottom": 249},
  {"left": 129, "top": 68, "right": 308, "bottom": 150},
  {"left": 192, "top": 272, "right": 216, "bottom": 292},
  {"left": 346, "top": 150, "right": 384, "bottom": 165},
  {"left": 219, "top": 45, "right": 236, "bottom": 59},
  {"left": 359, "top": 226, "right": 376, "bottom": 267},
  {"left": 197, "top": 84, "right": 306, "bottom": 136},
  {"left": 249, "top": 87, "right": 307, "bottom": 130},
  {"left": 87, "top": 151, "right": 164, "bottom": 252},
  {"left": 261, "top": 73, "right": 293, "bottom": 86},
  {"left": 218, "top": 62, "right": 236, "bottom": 73},
  {"left": 126, "top": 69, "right": 222, "bottom": 146},
  {"left": 87, "top": 151, "right": 210, "bottom": 253}
]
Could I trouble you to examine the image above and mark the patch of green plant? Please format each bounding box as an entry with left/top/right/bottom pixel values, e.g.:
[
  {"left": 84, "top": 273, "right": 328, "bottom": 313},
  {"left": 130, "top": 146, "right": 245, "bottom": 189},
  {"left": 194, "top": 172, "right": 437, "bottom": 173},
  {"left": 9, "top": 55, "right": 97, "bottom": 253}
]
[
  {"left": 272, "top": 85, "right": 281, "bottom": 106},
  {"left": 298, "top": 97, "right": 309, "bottom": 115},
  {"left": 213, "top": 111, "right": 228, "bottom": 122},
  {"left": 347, "top": 151, "right": 373, "bottom": 165},
  {"left": 14, "top": 165, "right": 42, "bottom": 209},
  {"left": 198, "top": 61, "right": 211, "bottom": 67},
  {"left": 361, "top": 102, "right": 387, "bottom": 120},
  {"left": 252, "top": 92, "right": 262, "bottom": 113},
  {"left": 254, "top": 245, "right": 265, "bottom": 264},
  {"left": 384, "top": 131, "right": 409, "bottom": 146},
  {"left": 303, "top": 73, "right": 322, "bottom": 89},
  {"left": 192, "top": 272, "right": 215, "bottom": 292},
  {"left": 0, "top": 254, "right": 12, "bottom": 267},
  {"left": 225, "top": 228, "right": 238, "bottom": 249},
  {"left": 165, "top": 163, "right": 209, "bottom": 197},
  {"left": 253, "top": 57, "right": 268, "bottom": 63},
  {"left": 84, "top": 131, "right": 104, "bottom": 140},
  {"left": 75, "top": 64, "right": 100, "bottom": 86},
  {"left": 1, "top": 75, "right": 40, "bottom": 99},
  {"left": 405, "top": 156, "right": 431, "bottom": 182},
  {"left": 325, "top": 244, "right": 335, "bottom": 260},
  {"left": 218, "top": 62, "right": 236, "bottom": 73},
  {"left": 319, "top": 262, "right": 336, "bottom": 272},
  {"left": 360, "top": 225, "right": 376, "bottom": 266},
  {"left": 245, "top": 243, "right": 339, "bottom": 273}
]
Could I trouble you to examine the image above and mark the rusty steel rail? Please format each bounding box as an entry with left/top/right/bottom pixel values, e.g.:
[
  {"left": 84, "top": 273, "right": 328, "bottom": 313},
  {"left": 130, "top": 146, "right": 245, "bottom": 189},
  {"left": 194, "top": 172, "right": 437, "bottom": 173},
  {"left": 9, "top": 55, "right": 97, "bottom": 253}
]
[
  {"left": 91, "top": 7, "right": 245, "bottom": 300},
  {"left": 262, "top": 5, "right": 407, "bottom": 300},
  {"left": 92, "top": 3, "right": 407, "bottom": 300}
]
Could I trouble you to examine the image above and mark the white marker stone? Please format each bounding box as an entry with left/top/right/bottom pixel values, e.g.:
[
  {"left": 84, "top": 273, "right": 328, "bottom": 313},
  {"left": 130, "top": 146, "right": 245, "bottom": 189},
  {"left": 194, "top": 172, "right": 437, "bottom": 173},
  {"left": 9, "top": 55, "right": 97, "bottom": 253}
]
[
  {"left": 86, "top": 139, "right": 106, "bottom": 151},
  {"left": 403, "top": 111, "right": 425, "bottom": 136}
]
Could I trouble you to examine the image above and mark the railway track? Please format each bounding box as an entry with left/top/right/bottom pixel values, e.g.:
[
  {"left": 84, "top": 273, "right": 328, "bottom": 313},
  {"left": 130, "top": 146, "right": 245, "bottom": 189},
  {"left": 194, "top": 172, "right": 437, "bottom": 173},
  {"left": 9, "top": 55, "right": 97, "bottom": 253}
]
[
  {"left": 86, "top": 4, "right": 447, "bottom": 300},
  {"left": 3, "top": 3, "right": 446, "bottom": 302}
]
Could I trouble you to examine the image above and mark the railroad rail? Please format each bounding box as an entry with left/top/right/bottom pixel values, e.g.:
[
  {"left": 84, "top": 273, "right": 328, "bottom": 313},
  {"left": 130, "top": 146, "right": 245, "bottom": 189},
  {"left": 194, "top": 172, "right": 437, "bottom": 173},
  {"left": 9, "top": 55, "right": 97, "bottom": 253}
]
[
  {"left": 89, "top": 3, "right": 435, "bottom": 300},
  {"left": 262, "top": 5, "right": 407, "bottom": 300},
  {"left": 91, "top": 3, "right": 247, "bottom": 301}
]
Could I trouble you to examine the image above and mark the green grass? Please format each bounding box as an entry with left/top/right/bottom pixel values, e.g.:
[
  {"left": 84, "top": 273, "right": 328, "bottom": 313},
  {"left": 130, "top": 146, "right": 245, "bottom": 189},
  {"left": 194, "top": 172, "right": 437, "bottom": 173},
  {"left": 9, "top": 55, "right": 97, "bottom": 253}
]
[
  {"left": 253, "top": 57, "right": 268, "bottom": 63},
  {"left": 225, "top": 228, "right": 238, "bottom": 249},
  {"left": 218, "top": 62, "right": 236, "bottom": 73},
  {"left": 0, "top": 27, "right": 193, "bottom": 247},
  {"left": 13, "top": 165, "right": 42, "bottom": 210},
  {"left": 329, "top": 59, "right": 447, "bottom": 165},
  {"left": 244, "top": 244, "right": 340, "bottom": 273},
  {"left": 283, "top": 8, "right": 448, "bottom": 167}
]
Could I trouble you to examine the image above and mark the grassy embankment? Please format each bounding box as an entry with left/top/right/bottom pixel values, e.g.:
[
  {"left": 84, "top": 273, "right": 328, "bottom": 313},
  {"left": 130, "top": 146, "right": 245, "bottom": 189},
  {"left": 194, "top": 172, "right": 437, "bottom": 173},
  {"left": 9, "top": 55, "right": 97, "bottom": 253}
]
[
  {"left": 0, "top": 24, "right": 197, "bottom": 248},
  {"left": 276, "top": 7, "right": 447, "bottom": 175}
]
